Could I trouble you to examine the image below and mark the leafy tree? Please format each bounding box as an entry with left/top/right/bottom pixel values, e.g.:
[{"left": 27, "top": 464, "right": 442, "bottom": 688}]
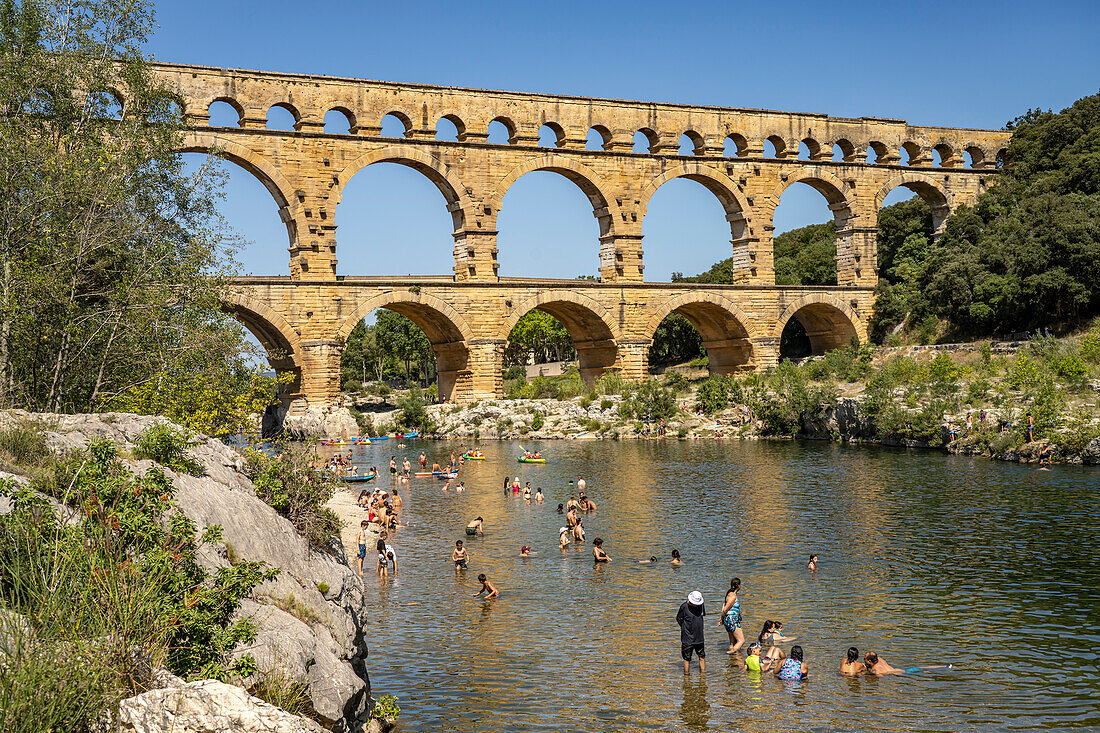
[
  {"left": 902, "top": 94, "right": 1100, "bottom": 337},
  {"left": 506, "top": 310, "right": 573, "bottom": 365},
  {"left": 341, "top": 320, "right": 382, "bottom": 387},
  {"left": 0, "top": 0, "right": 266, "bottom": 421},
  {"left": 773, "top": 222, "right": 837, "bottom": 286},
  {"left": 648, "top": 313, "right": 704, "bottom": 366},
  {"left": 374, "top": 310, "right": 432, "bottom": 383}
]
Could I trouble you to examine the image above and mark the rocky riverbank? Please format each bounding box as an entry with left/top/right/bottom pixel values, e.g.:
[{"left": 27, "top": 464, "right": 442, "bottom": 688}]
[{"left": 0, "top": 411, "right": 374, "bottom": 732}]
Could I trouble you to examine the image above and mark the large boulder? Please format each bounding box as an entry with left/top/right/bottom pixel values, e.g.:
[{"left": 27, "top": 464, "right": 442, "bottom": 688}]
[
  {"left": 280, "top": 406, "right": 361, "bottom": 440},
  {"left": 114, "top": 679, "right": 325, "bottom": 733},
  {"left": 1082, "top": 436, "right": 1100, "bottom": 465}
]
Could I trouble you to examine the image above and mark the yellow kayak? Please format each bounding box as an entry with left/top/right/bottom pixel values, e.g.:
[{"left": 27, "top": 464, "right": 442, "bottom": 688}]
[{"left": 518, "top": 457, "right": 546, "bottom": 464}]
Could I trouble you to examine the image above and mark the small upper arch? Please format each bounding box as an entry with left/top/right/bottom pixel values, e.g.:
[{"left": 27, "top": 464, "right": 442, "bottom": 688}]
[
  {"left": 931, "top": 142, "right": 955, "bottom": 167},
  {"left": 900, "top": 141, "right": 923, "bottom": 165},
  {"left": 963, "top": 145, "right": 986, "bottom": 168},
  {"left": 207, "top": 96, "right": 244, "bottom": 127},
  {"left": 436, "top": 112, "right": 467, "bottom": 141},
  {"left": 764, "top": 135, "right": 787, "bottom": 158},
  {"left": 831, "top": 138, "right": 856, "bottom": 162},
  {"left": 771, "top": 169, "right": 853, "bottom": 215},
  {"left": 679, "top": 130, "right": 706, "bottom": 156},
  {"left": 634, "top": 127, "right": 659, "bottom": 154},
  {"left": 866, "top": 140, "right": 889, "bottom": 164},
  {"left": 874, "top": 172, "right": 951, "bottom": 213},
  {"left": 724, "top": 133, "right": 749, "bottom": 157},
  {"left": 325, "top": 106, "right": 357, "bottom": 134},
  {"left": 800, "top": 137, "right": 822, "bottom": 160},
  {"left": 487, "top": 115, "right": 516, "bottom": 144},
  {"left": 379, "top": 108, "right": 413, "bottom": 138},
  {"left": 586, "top": 124, "right": 613, "bottom": 151},
  {"left": 539, "top": 121, "right": 566, "bottom": 148}
]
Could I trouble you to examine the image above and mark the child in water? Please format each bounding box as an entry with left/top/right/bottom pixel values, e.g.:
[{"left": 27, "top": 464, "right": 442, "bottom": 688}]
[{"left": 473, "top": 573, "right": 500, "bottom": 598}]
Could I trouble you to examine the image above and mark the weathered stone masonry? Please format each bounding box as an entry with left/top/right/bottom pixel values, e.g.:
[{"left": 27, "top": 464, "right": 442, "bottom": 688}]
[{"left": 132, "top": 62, "right": 1010, "bottom": 409}]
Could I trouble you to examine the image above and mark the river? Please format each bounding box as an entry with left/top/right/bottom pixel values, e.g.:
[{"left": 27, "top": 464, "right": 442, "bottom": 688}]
[{"left": 321, "top": 438, "right": 1099, "bottom": 732}]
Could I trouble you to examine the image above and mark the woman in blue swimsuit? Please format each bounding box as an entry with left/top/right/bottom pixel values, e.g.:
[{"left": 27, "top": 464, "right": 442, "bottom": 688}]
[
  {"left": 776, "top": 645, "right": 808, "bottom": 681},
  {"left": 719, "top": 577, "right": 744, "bottom": 653}
]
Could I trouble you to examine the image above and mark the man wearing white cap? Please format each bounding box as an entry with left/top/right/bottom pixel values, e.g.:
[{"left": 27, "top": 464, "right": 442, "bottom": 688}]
[{"left": 676, "top": 590, "right": 707, "bottom": 674}]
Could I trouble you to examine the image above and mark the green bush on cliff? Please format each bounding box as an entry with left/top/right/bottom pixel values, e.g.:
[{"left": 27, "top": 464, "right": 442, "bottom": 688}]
[
  {"left": 245, "top": 442, "right": 342, "bottom": 548},
  {"left": 0, "top": 432, "right": 276, "bottom": 732}
]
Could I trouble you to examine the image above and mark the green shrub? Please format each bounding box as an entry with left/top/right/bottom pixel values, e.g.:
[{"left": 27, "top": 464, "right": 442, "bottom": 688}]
[
  {"left": 503, "top": 365, "right": 526, "bottom": 381},
  {"left": 0, "top": 420, "right": 49, "bottom": 470},
  {"left": 396, "top": 387, "right": 433, "bottom": 431},
  {"left": 1006, "top": 355, "right": 1045, "bottom": 392},
  {"left": 663, "top": 372, "right": 689, "bottom": 393},
  {"left": 0, "top": 439, "right": 277, "bottom": 733},
  {"left": 244, "top": 442, "right": 342, "bottom": 547},
  {"left": 584, "top": 419, "right": 602, "bottom": 432},
  {"left": 1053, "top": 408, "right": 1100, "bottom": 453},
  {"left": 600, "top": 399, "right": 613, "bottom": 410},
  {"left": 317, "top": 581, "right": 330, "bottom": 595},
  {"left": 1080, "top": 329, "right": 1100, "bottom": 364},
  {"left": 531, "top": 413, "right": 544, "bottom": 430},
  {"left": 989, "top": 430, "right": 1021, "bottom": 454},
  {"left": 270, "top": 593, "right": 321, "bottom": 624},
  {"left": 349, "top": 407, "right": 374, "bottom": 436},
  {"left": 695, "top": 375, "right": 730, "bottom": 414},
  {"left": 1052, "top": 354, "right": 1088, "bottom": 381},
  {"left": 595, "top": 372, "right": 629, "bottom": 395},
  {"left": 133, "top": 423, "right": 204, "bottom": 475},
  {"left": 371, "top": 694, "right": 401, "bottom": 721},
  {"left": 619, "top": 380, "right": 677, "bottom": 420}
]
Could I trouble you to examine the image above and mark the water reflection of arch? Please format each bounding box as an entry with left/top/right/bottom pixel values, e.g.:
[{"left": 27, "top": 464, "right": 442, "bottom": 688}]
[
  {"left": 647, "top": 292, "right": 762, "bottom": 374},
  {"left": 179, "top": 132, "right": 297, "bottom": 248},
  {"left": 776, "top": 294, "right": 865, "bottom": 355},
  {"left": 874, "top": 173, "right": 953, "bottom": 234},
  {"left": 638, "top": 163, "right": 753, "bottom": 266},
  {"left": 221, "top": 290, "right": 304, "bottom": 397},
  {"left": 337, "top": 291, "right": 473, "bottom": 401},
  {"left": 500, "top": 290, "right": 619, "bottom": 385}
]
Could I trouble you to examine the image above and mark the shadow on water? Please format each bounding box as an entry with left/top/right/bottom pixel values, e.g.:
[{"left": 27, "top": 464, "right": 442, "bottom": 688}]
[{"left": 318, "top": 438, "right": 1100, "bottom": 732}]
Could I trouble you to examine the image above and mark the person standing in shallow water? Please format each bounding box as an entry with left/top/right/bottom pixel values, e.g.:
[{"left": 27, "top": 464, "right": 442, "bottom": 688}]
[
  {"left": 677, "top": 591, "right": 707, "bottom": 674},
  {"left": 720, "top": 577, "right": 744, "bottom": 653}
]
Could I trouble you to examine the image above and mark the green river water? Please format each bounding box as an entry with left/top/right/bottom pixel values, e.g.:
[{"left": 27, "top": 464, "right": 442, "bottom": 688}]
[{"left": 322, "top": 438, "right": 1099, "bottom": 732}]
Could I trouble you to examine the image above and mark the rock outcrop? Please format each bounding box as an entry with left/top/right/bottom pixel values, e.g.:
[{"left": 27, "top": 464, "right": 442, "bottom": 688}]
[
  {"left": 0, "top": 411, "right": 371, "bottom": 731},
  {"left": 278, "top": 405, "right": 361, "bottom": 441},
  {"left": 115, "top": 677, "right": 326, "bottom": 733}
]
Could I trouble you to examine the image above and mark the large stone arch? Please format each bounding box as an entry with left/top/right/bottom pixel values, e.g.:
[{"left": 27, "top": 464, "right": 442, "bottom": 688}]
[
  {"left": 500, "top": 289, "right": 620, "bottom": 385},
  {"left": 179, "top": 132, "right": 295, "bottom": 210},
  {"left": 647, "top": 291, "right": 762, "bottom": 374},
  {"left": 767, "top": 170, "right": 863, "bottom": 286},
  {"left": 639, "top": 162, "right": 753, "bottom": 242},
  {"left": 491, "top": 155, "right": 622, "bottom": 238},
  {"left": 179, "top": 132, "right": 299, "bottom": 269},
  {"left": 337, "top": 145, "right": 472, "bottom": 219},
  {"left": 775, "top": 293, "right": 866, "bottom": 357},
  {"left": 875, "top": 172, "right": 953, "bottom": 234},
  {"left": 220, "top": 290, "right": 304, "bottom": 404},
  {"left": 337, "top": 290, "right": 473, "bottom": 401}
]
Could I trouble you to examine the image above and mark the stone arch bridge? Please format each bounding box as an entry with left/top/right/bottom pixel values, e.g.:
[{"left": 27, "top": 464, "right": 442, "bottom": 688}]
[{"left": 138, "top": 62, "right": 1009, "bottom": 409}]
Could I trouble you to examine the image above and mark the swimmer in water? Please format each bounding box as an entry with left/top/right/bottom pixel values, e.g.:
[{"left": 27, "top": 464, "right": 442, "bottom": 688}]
[
  {"left": 775, "top": 645, "right": 808, "bottom": 681},
  {"left": 465, "top": 517, "right": 484, "bottom": 536},
  {"left": 864, "top": 651, "right": 950, "bottom": 675},
  {"left": 638, "top": 556, "right": 659, "bottom": 563},
  {"left": 744, "top": 642, "right": 774, "bottom": 673},
  {"left": 840, "top": 647, "right": 866, "bottom": 676},
  {"left": 558, "top": 527, "right": 570, "bottom": 548},
  {"left": 452, "top": 540, "right": 470, "bottom": 569},
  {"left": 670, "top": 549, "right": 681, "bottom": 565},
  {"left": 535, "top": 487, "right": 543, "bottom": 503},
  {"left": 520, "top": 545, "right": 537, "bottom": 557},
  {"left": 473, "top": 573, "right": 499, "bottom": 598},
  {"left": 720, "top": 577, "right": 744, "bottom": 653},
  {"left": 808, "top": 554, "right": 818, "bottom": 572},
  {"left": 592, "top": 538, "right": 611, "bottom": 562}
]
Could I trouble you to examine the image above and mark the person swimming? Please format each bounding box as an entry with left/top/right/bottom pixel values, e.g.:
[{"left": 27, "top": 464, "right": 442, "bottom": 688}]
[
  {"left": 776, "top": 645, "right": 807, "bottom": 681},
  {"left": 592, "top": 538, "right": 611, "bottom": 562},
  {"left": 466, "top": 517, "right": 484, "bottom": 536},
  {"left": 670, "top": 549, "right": 681, "bottom": 565},
  {"left": 840, "top": 647, "right": 866, "bottom": 676}
]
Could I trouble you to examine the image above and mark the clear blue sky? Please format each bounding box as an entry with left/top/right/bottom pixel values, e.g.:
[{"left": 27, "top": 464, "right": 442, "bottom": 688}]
[{"left": 158, "top": 0, "right": 1100, "bottom": 280}]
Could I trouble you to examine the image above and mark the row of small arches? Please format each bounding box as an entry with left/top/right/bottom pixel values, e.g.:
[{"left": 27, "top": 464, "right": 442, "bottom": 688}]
[{"left": 205, "top": 99, "right": 1004, "bottom": 170}]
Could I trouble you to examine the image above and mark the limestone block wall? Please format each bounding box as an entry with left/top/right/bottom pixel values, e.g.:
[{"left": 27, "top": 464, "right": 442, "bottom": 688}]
[
  {"left": 229, "top": 277, "right": 875, "bottom": 408},
  {"left": 123, "top": 63, "right": 1006, "bottom": 285}
]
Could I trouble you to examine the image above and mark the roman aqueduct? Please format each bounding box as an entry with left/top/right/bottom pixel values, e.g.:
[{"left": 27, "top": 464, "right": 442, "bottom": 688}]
[{"left": 135, "top": 62, "right": 1010, "bottom": 409}]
